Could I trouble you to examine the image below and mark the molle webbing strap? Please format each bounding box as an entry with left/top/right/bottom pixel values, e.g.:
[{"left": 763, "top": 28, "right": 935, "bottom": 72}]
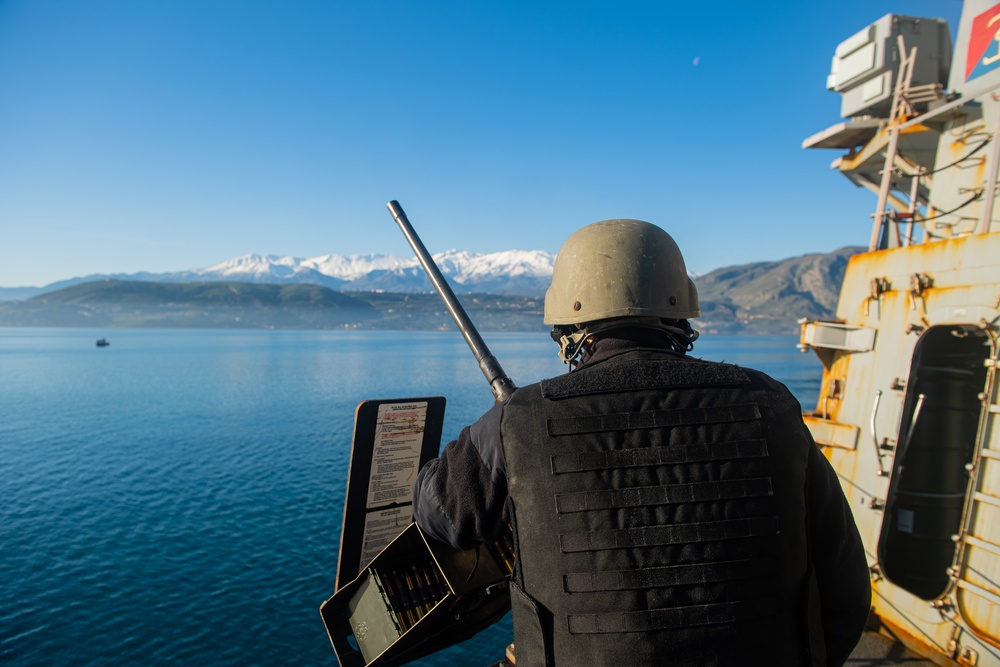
[
  {"left": 566, "top": 597, "right": 778, "bottom": 634},
  {"left": 559, "top": 516, "right": 779, "bottom": 553},
  {"left": 550, "top": 439, "right": 768, "bottom": 475},
  {"left": 547, "top": 404, "right": 760, "bottom": 437},
  {"left": 540, "top": 358, "right": 750, "bottom": 399},
  {"left": 555, "top": 478, "right": 773, "bottom": 514},
  {"left": 563, "top": 555, "right": 778, "bottom": 593}
]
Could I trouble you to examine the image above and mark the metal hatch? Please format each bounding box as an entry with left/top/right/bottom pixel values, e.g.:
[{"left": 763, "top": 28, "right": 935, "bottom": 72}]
[{"left": 877, "top": 325, "right": 993, "bottom": 602}]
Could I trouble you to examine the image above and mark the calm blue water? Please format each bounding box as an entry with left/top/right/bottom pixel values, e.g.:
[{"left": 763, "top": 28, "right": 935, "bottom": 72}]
[{"left": 0, "top": 328, "right": 820, "bottom": 666}]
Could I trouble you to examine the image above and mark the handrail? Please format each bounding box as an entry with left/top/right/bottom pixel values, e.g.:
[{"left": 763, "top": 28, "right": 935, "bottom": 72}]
[{"left": 870, "top": 390, "right": 887, "bottom": 476}]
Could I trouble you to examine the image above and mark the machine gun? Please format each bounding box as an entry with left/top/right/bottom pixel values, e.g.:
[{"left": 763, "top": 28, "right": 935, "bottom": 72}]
[
  {"left": 387, "top": 200, "right": 517, "bottom": 403},
  {"left": 319, "top": 202, "right": 516, "bottom": 667}
]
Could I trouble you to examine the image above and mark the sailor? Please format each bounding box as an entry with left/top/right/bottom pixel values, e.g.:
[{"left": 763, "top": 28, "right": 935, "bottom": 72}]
[{"left": 413, "top": 219, "right": 871, "bottom": 666}]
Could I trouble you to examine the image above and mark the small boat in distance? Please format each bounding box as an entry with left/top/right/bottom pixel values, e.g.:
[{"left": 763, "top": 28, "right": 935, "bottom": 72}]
[{"left": 95, "top": 338, "right": 110, "bottom": 347}]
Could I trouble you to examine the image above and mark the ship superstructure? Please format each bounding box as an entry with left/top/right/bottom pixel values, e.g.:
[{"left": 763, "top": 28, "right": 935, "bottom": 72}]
[{"left": 801, "top": 3, "right": 1000, "bottom": 665}]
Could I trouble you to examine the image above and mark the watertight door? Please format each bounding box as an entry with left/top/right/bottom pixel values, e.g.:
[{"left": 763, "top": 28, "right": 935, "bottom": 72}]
[
  {"left": 877, "top": 325, "right": 991, "bottom": 601},
  {"left": 954, "top": 331, "right": 1000, "bottom": 649}
]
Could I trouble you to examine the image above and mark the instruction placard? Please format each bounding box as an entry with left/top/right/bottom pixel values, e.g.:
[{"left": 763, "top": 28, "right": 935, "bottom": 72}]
[
  {"left": 366, "top": 402, "right": 427, "bottom": 509},
  {"left": 334, "top": 396, "right": 445, "bottom": 591},
  {"left": 360, "top": 506, "right": 413, "bottom": 566}
]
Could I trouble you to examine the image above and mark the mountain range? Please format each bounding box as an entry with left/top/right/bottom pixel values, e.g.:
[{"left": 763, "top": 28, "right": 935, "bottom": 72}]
[
  {"left": 0, "top": 250, "right": 557, "bottom": 301},
  {"left": 0, "top": 246, "right": 864, "bottom": 334}
]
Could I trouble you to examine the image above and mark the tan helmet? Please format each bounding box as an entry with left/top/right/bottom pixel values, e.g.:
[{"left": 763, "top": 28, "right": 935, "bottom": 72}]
[{"left": 544, "top": 219, "right": 699, "bottom": 325}]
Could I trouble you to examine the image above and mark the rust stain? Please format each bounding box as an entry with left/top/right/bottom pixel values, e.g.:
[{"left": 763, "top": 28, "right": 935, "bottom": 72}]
[
  {"left": 867, "top": 603, "right": 954, "bottom": 665},
  {"left": 844, "top": 238, "right": 981, "bottom": 282},
  {"left": 948, "top": 136, "right": 968, "bottom": 160},
  {"left": 809, "top": 352, "right": 853, "bottom": 424},
  {"left": 899, "top": 123, "right": 932, "bottom": 136}
]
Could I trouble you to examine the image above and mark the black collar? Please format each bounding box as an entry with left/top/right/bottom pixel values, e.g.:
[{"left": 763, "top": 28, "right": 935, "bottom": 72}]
[{"left": 578, "top": 327, "right": 687, "bottom": 369}]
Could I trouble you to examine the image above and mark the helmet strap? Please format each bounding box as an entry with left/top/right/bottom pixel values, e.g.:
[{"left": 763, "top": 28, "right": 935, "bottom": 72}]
[
  {"left": 660, "top": 322, "right": 700, "bottom": 352},
  {"left": 551, "top": 326, "right": 590, "bottom": 369}
]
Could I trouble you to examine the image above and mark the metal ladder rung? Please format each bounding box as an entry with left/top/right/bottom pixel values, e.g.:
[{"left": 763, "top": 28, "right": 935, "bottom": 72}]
[
  {"left": 982, "top": 448, "right": 1000, "bottom": 460},
  {"left": 974, "top": 491, "right": 1000, "bottom": 508},
  {"left": 989, "top": 404, "right": 1000, "bottom": 415},
  {"left": 966, "top": 534, "right": 1000, "bottom": 557},
  {"left": 956, "top": 578, "right": 1000, "bottom": 606}
]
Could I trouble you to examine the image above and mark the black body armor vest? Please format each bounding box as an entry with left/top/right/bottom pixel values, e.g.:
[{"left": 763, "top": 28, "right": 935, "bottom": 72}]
[{"left": 501, "top": 350, "right": 816, "bottom": 666}]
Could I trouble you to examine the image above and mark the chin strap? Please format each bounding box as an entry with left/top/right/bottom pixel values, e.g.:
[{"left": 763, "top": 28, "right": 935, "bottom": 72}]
[
  {"left": 552, "top": 327, "right": 590, "bottom": 369},
  {"left": 661, "top": 322, "right": 699, "bottom": 351}
]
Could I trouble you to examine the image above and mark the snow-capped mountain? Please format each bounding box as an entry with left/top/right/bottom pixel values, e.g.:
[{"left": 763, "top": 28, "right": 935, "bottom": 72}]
[
  {"left": 300, "top": 253, "right": 416, "bottom": 281},
  {"left": 188, "top": 250, "right": 555, "bottom": 295},
  {"left": 3, "top": 250, "right": 556, "bottom": 301}
]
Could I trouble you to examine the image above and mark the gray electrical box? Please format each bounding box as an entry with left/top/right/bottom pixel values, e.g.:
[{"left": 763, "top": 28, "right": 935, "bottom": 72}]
[{"left": 828, "top": 14, "right": 951, "bottom": 119}]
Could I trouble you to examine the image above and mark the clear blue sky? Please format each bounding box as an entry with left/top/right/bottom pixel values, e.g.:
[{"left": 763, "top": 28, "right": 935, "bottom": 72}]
[{"left": 0, "top": 0, "right": 962, "bottom": 287}]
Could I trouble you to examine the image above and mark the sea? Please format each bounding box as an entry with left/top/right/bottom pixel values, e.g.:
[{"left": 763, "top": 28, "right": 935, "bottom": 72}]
[{"left": 0, "top": 328, "right": 821, "bottom": 667}]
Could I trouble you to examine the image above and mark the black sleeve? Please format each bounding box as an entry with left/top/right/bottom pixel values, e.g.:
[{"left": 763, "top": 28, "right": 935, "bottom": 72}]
[
  {"left": 412, "top": 402, "right": 509, "bottom": 550},
  {"left": 806, "top": 435, "right": 872, "bottom": 666}
]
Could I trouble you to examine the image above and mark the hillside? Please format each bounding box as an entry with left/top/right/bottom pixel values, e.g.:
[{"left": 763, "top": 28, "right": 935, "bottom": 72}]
[
  {"left": 0, "top": 280, "right": 546, "bottom": 331},
  {"left": 693, "top": 247, "right": 859, "bottom": 335},
  {"left": 0, "top": 248, "right": 862, "bottom": 333},
  {"left": 5, "top": 281, "right": 379, "bottom": 329}
]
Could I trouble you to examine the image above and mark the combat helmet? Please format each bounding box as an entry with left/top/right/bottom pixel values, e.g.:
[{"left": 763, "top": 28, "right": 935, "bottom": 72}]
[{"left": 544, "top": 219, "right": 699, "bottom": 364}]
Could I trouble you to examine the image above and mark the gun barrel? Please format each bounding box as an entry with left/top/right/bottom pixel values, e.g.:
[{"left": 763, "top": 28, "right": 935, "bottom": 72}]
[{"left": 388, "top": 200, "right": 516, "bottom": 402}]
